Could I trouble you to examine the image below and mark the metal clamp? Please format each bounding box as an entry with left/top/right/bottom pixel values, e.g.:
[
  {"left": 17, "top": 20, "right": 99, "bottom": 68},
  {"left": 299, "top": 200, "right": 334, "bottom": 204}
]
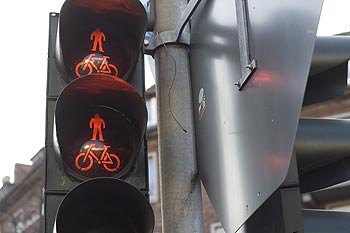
[
  {"left": 144, "top": 31, "right": 190, "bottom": 56},
  {"left": 144, "top": 0, "right": 202, "bottom": 56}
]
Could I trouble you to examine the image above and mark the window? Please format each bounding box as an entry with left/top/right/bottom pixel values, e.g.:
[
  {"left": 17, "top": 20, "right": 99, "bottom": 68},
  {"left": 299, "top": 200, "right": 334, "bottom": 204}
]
[
  {"left": 326, "top": 200, "right": 350, "bottom": 211},
  {"left": 210, "top": 222, "right": 226, "bottom": 233},
  {"left": 148, "top": 152, "right": 159, "bottom": 203},
  {"left": 146, "top": 97, "right": 157, "bottom": 127}
]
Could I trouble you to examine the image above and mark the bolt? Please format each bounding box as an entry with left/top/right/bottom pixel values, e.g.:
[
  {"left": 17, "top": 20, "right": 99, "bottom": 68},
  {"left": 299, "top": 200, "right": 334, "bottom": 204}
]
[{"left": 246, "top": 63, "right": 254, "bottom": 70}]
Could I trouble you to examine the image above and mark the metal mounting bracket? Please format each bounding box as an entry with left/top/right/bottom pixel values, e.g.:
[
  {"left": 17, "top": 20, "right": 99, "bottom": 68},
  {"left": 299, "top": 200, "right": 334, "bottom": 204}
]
[
  {"left": 234, "top": 0, "right": 257, "bottom": 91},
  {"left": 144, "top": 31, "right": 190, "bottom": 56},
  {"left": 175, "top": 0, "right": 202, "bottom": 42},
  {"left": 144, "top": 0, "right": 202, "bottom": 56}
]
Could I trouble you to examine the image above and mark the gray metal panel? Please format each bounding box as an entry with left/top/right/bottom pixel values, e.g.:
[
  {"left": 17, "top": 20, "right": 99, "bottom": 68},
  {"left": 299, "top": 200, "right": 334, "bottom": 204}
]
[
  {"left": 190, "top": 0, "right": 323, "bottom": 232},
  {"left": 236, "top": 152, "right": 303, "bottom": 233}
]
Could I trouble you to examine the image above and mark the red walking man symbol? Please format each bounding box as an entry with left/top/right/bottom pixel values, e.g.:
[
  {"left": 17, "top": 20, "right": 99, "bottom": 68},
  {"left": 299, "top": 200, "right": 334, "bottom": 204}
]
[
  {"left": 90, "top": 28, "right": 106, "bottom": 52},
  {"left": 90, "top": 114, "right": 106, "bottom": 141}
]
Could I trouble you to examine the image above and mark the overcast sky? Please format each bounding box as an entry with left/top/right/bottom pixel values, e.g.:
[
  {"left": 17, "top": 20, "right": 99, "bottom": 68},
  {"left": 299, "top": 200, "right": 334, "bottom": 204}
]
[{"left": 0, "top": 0, "right": 349, "bottom": 184}]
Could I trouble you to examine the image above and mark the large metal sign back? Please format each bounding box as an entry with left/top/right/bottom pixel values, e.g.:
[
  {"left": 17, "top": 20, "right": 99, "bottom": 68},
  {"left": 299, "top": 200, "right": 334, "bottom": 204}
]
[{"left": 190, "top": 0, "right": 323, "bottom": 232}]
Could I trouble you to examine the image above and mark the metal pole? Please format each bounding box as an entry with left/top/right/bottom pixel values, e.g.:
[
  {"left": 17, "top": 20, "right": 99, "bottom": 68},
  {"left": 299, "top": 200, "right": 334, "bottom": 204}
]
[{"left": 153, "top": 0, "right": 204, "bottom": 232}]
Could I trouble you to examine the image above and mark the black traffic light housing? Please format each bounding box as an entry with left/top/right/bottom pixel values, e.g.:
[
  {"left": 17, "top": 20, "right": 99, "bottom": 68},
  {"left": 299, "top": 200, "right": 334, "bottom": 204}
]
[
  {"left": 44, "top": 0, "right": 154, "bottom": 232},
  {"left": 303, "top": 36, "right": 350, "bottom": 106},
  {"left": 297, "top": 36, "right": 350, "bottom": 193}
]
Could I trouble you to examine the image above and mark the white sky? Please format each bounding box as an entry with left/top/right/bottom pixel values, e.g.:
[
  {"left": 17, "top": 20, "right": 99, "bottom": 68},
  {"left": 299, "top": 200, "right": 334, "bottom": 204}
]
[{"left": 0, "top": 0, "right": 349, "bottom": 184}]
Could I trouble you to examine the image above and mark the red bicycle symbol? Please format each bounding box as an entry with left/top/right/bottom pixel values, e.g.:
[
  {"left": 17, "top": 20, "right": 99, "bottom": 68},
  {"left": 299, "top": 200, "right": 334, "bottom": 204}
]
[
  {"left": 75, "top": 53, "right": 119, "bottom": 78},
  {"left": 75, "top": 144, "right": 121, "bottom": 172}
]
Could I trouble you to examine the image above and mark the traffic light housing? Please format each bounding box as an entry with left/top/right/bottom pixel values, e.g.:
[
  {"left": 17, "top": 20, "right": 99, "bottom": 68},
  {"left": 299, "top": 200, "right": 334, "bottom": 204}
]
[
  {"left": 56, "top": 0, "right": 147, "bottom": 82},
  {"left": 54, "top": 178, "right": 154, "bottom": 233},
  {"left": 54, "top": 75, "right": 147, "bottom": 180},
  {"left": 297, "top": 36, "right": 350, "bottom": 193},
  {"left": 44, "top": 0, "right": 154, "bottom": 232},
  {"left": 303, "top": 36, "right": 350, "bottom": 106}
]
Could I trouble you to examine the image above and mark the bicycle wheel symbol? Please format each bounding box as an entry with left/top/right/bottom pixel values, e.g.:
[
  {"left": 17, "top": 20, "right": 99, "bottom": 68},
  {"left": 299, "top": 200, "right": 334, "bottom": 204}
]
[
  {"left": 103, "top": 153, "right": 121, "bottom": 172},
  {"left": 75, "top": 153, "right": 93, "bottom": 171},
  {"left": 100, "top": 63, "right": 119, "bottom": 77},
  {"left": 74, "top": 54, "right": 119, "bottom": 78},
  {"left": 74, "top": 151, "right": 121, "bottom": 172},
  {"left": 75, "top": 62, "right": 93, "bottom": 77}
]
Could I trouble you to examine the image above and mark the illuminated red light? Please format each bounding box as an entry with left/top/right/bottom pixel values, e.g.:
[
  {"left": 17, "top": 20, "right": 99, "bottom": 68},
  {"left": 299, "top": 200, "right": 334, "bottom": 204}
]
[
  {"left": 90, "top": 114, "right": 105, "bottom": 141},
  {"left": 55, "top": 75, "right": 147, "bottom": 180},
  {"left": 70, "top": 113, "right": 124, "bottom": 176},
  {"left": 74, "top": 28, "right": 119, "bottom": 78},
  {"left": 90, "top": 28, "right": 106, "bottom": 53},
  {"left": 74, "top": 114, "right": 121, "bottom": 173},
  {"left": 58, "top": 0, "right": 147, "bottom": 81},
  {"left": 75, "top": 143, "right": 121, "bottom": 172},
  {"left": 75, "top": 53, "right": 119, "bottom": 78}
]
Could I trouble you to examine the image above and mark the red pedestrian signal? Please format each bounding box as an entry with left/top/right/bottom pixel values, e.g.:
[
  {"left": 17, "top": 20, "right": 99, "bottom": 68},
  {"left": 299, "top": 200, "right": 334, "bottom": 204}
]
[
  {"left": 90, "top": 28, "right": 106, "bottom": 53},
  {"left": 56, "top": 0, "right": 147, "bottom": 82},
  {"left": 55, "top": 75, "right": 147, "bottom": 179},
  {"left": 89, "top": 114, "right": 106, "bottom": 141},
  {"left": 44, "top": 0, "right": 154, "bottom": 232}
]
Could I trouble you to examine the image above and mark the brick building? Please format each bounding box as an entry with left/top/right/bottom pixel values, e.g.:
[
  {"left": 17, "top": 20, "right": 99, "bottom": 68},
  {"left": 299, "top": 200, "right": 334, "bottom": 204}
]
[{"left": 0, "top": 148, "right": 44, "bottom": 233}]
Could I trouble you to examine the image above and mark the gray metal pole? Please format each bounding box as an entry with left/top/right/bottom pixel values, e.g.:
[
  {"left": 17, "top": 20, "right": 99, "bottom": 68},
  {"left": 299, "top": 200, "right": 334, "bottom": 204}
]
[{"left": 153, "top": 0, "right": 204, "bottom": 232}]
